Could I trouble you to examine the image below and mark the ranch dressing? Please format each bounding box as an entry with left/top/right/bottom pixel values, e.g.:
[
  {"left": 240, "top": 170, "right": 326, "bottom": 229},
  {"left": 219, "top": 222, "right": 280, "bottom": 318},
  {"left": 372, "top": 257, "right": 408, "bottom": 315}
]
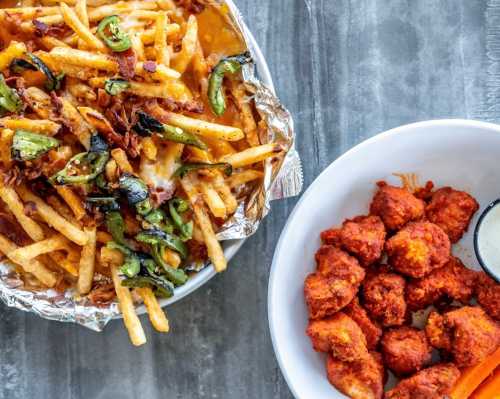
[{"left": 476, "top": 202, "right": 500, "bottom": 280}]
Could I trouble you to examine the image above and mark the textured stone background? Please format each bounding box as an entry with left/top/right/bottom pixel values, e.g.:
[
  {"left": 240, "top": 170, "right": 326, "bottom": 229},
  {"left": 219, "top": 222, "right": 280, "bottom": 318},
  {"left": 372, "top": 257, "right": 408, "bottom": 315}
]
[{"left": 0, "top": 1, "right": 495, "bottom": 398}]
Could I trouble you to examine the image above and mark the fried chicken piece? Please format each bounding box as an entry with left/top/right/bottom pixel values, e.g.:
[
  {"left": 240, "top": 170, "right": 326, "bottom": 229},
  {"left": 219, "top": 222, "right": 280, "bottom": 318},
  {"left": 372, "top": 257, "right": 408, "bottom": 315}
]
[
  {"left": 306, "top": 312, "right": 369, "bottom": 361},
  {"left": 381, "top": 327, "right": 432, "bottom": 375},
  {"left": 326, "top": 352, "right": 384, "bottom": 399},
  {"left": 385, "top": 221, "right": 451, "bottom": 278},
  {"left": 370, "top": 181, "right": 425, "bottom": 231},
  {"left": 315, "top": 245, "right": 366, "bottom": 282},
  {"left": 362, "top": 271, "right": 407, "bottom": 327},
  {"left": 406, "top": 256, "right": 477, "bottom": 310},
  {"left": 384, "top": 363, "right": 460, "bottom": 399},
  {"left": 345, "top": 297, "right": 383, "bottom": 350},
  {"left": 476, "top": 272, "right": 500, "bottom": 321},
  {"left": 425, "top": 187, "right": 479, "bottom": 243},
  {"left": 425, "top": 306, "right": 500, "bottom": 367},
  {"left": 321, "top": 216, "right": 386, "bottom": 265},
  {"left": 304, "top": 246, "right": 366, "bottom": 319}
]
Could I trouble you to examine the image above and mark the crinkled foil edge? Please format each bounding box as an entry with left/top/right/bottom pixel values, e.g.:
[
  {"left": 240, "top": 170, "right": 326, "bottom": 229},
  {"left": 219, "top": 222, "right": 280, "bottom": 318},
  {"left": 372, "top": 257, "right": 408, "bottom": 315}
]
[{"left": 0, "top": 0, "right": 302, "bottom": 331}]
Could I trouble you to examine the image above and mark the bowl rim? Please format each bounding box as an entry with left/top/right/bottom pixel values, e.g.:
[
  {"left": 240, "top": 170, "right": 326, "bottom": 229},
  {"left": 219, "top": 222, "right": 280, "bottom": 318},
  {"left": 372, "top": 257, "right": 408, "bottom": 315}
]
[
  {"left": 130, "top": 8, "right": 276, "bottom": 316},
  {"left": 473, "top": 199, "right": 500, "bottom": 283},
  {"left": 267, "top": 118, "right": 500, "bottom": 398}
]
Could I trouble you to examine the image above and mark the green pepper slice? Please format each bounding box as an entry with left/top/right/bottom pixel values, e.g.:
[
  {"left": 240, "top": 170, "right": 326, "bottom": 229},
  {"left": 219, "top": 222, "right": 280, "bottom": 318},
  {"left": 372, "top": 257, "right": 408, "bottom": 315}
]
[
  {"left": 97, "top": 15, "right": 132, "bottom": 52},
  {"left": 11, "top": 130, "right": 59, "bottom": 161},
  {"left": 104, "top": 78, "right": 130, "bottom": 96},
  {"left": 0, "top": 74, "right": 22, "bottom": 113},
  {"left": 173, "top": 162, "right": 232, "bottom": 178},
  {"left": 208, "top": 52, "right": 252, "bottom": 116}
]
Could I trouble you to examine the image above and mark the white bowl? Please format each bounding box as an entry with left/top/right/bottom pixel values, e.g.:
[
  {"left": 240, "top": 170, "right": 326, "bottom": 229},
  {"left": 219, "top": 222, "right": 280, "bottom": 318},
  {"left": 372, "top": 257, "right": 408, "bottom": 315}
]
[{"left": 268, "top": 119, "right": 500, "bottom": 399}]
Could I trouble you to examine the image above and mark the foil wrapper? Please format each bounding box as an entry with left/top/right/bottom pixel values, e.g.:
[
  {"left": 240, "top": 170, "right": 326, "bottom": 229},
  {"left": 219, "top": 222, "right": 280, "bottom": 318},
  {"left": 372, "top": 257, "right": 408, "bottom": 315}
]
[{"left": 0, "top": 0, "right": 302, "bottom": 331}]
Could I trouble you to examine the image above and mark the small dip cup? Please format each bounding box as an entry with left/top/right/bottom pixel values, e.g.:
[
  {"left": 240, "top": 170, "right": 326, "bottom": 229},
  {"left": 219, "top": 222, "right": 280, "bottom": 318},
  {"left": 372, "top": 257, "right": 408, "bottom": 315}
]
[{"left": 474, "top": 199, "right": 500, "bottom": 283}]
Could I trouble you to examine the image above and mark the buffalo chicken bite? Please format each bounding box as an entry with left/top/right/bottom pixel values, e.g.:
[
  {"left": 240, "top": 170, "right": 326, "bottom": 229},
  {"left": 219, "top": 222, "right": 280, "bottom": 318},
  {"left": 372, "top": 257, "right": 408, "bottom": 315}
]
[
  {"left": 385, "top": 221, "right": 451, "bottom": 278},
  {"left": 326, "top": 352, "right": 384, "bottom": 399},
  {"left": 476, "top": 272, "right": 500, "bottom": 321},
  {"left": 306, "top": 312, "right": 369, "bottom": 361},
  {"left": 305, "top": 246, "right": 365, "bottom": 319},
  {"left": 381, "top": 326, "right": 432, "bottom": 376},
  {"left": 321, "top": 216, "right": 386, "bottom": 266},
  {"left": 344, "top": 297, "right": 383, "bottom": 350},
  {"left": 425, "top": 187, "right": 479, "bottom": 243},
  {"left": 362, "top": 271, "right": 407, "bottom": 327},
  {"left": 406, "top": 256, "right": 477, "bottom": 310},
  {"left": 384, "top": 363, "right": 460, "bottom": 399},
  {"left": 370, "top": 182, "right": 425, "bottom": 231},
  {"left": 425, "top": 306, "right": 500, "bottom": 367}
]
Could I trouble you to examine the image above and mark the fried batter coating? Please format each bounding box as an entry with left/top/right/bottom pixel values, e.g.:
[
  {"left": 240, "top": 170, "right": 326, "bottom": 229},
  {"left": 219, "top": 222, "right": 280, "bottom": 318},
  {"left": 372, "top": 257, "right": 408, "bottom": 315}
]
[
  {"left": 320, "top": 227, "right": 342, "bottom": 247},
  {"left": 315, "top": 245, "right": 366, "bottom": 282},
  {"left": 385, "top": 221, "right": 451, "bottom": 278},
  {"left": 384, "top": 363, "right": 460, "bottom": 399},
  {"left": 362, "top": 271, "right": 407, "bottom": 327},
  {"left": 304, "top": 246, "right": 366, "bottom": 319},
  {"left": 326, "top": 352, "right": 384, "bottom": 399},
  {"left": 306, "top": 312, "right": 369, "bottom": 361},
  {"left": 370, "top": 182, "right": 425, "bottom": 231},
  {"left": 406, "top": 257, "right": 477, "bottom": 310},
  {"left": 345, "top": 297, "right": 383, "bottom": 350},
  {"left": 425, "top": 306, "right": 500, "bottom": 367},
  {"left": 476, "top": 272, "right": 500, "bottom": 321},
  {"left": 425, "top": 187, "right": 479, "bottom": 243},
  {"left": 381, "top": 327, "right": 431, "bottom": 375}
]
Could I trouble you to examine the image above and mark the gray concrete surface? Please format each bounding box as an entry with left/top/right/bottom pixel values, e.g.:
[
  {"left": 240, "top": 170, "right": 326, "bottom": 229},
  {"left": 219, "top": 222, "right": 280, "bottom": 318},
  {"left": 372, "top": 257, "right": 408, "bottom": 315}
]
[{"left": 0, "top": 0, "right": 493, "bottom": 398}]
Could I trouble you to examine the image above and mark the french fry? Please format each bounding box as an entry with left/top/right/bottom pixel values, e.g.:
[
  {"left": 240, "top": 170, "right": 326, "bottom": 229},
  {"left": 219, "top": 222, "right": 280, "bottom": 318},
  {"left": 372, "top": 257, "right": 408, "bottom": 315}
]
[
  {"left": 136, "top": 287, "right": 169, "bottom": 332},
  {"left": 48, "top": 47, "right": 116, "bottom": 70},
  {"left": 0, "top": 118, "right": 61, "bottom": 136},
  {"left": 8, "top": 234, "right": 69, "bottom": 261},
  {"left": 22, "top": 87, "right": 52, "bottom": 119},
  {"left": 35, "top": 51, "right": 96, "bottom": 80},
  {"left": 227, "top": 170, "right": 264, "bottom": 188},
  {"left": 60, "top": 99, "right": 92, "bottom": 150},
  {"left": 131, "top": 33, "right": 145, "bottom": 61},
  {"left": 66, "top": 79, "right": 97, "bottom": 102},
  {"left": 111, "top": 148, "right": 134, "bottom": 174},
  {"left": 105, "top": 159, "right": 118, "bottom": 182},
  {"left": 139, "top": 24, "right": 181, "bottom": 45},
  {"left": 77, "top": 107, "right": 116, "bottom": 139},
  {"left": 77, "top": 227, "right": 97, "bottom": 294},
  {"left": 199, "top": 180, "right": 226, "bottom": 219},
  {"left": 181, "top": 175, "right": 227, "bottom": 272},
  {"left": 172, "top": 15, "right": 198, "bottom": 73},
  {"left": 141, "top": 137, "right": 157, "bottom": 161},
  {"left": 0, "top": 129, "right": 14, "bottom": 167},
  {"left": 230, "top": 81, "right": 259, "bottom": 147},
  {"left": 156, "top": 0, "right": 176, "bottom": 10},
  {"left": 37, "top": 36, "right": 70, "bottom": 50},
  {"left": 0, "top": 41, "right": 26, "bottom": 71},
  {"left": 41, "top": 0, "right": 112, "bottom": 5},
  {"left": 154, "top": 12, "right": 170, "bottom": 66},
  {"left": 75, "top": 0, "right": 90, "bottom": 27},
  {"left": 0, "top": 6, "right": 59, "bottom": 19},
  {"left": 0, "top": 234, "right": 57, "bottom": 287},
  {"left": 212, "top": 173, "right": 238, "bottom": 215},
  {"left": 16, "top": 187, "right": 89, "bottom": 246},
  {"left": 48, "top": 249, "right": 79, "bottom": 276},
  {"left": 111, "top": 264, "right": 147, "bottom": 346},
  {"left": 55, "top": 186, "right": 86, "bottom": 221},
  {"left": 61, "top": 3, "right": 106, "bottom": 51},
  {"left": 160, "top": 112, "right": 244, "bottom": 141},
  {"left": 0, "top": 185, "right": 45, "bottom": 242},
  {"left": 100, "top": 246, "right": 123, "bottom": 267},
  {"left": 219, "top": 143, "right": 282, "bottom": 168},
  {"left": 163, "top": 248, "right": 181, "bottom": 268},
  {"left": 96, "top": 231, "right": 112, "bottom": 243}
]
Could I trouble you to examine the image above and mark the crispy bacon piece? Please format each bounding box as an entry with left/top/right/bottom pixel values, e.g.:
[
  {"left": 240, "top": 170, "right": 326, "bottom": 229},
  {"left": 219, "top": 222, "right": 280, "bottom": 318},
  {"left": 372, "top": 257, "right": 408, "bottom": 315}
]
[
  {"left": 175, "top": 0, "right": 206, "bottom": 13},
  {"left": 113, "top": 48, "right": 137, "bottom": 80},
  {"left": 88, "top": 282, "right": 116, "bottom": 305},
  {"left": 159, "top": 97, "right": 204, "bottom": 114},
  {"left": 143, "top": 61, "right": 157, "bottom": 73},
  {"left": 0, "top": 212, "right": 31, "bottom": 246}
]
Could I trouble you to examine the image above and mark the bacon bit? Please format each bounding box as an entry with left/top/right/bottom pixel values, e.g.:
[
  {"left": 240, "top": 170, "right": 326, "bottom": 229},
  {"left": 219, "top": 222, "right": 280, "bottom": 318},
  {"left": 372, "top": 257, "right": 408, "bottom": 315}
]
[
  {"left": 50, "top": 91, "right": 64, "bottom": 114},
  {"left": 159, "top": 97, "right": 204, "bottom": 114},
  {"left": 97, "top": 88, "right": 112, "bottom": 108},
  {"left": 0, "top": 212, "right": 31, "bottom": 246},
  {"left": 32, "top": 20, "right": 68, "bottom": 38},
  {"left": 175, "top": 0, "right": 206, "bottom": 14},
  {"left": 54, "top": 274, "right": 72, "bottom": 293},
  {"left": 143, "top": 61, "right": 157, "bottom": 73},
  {"left": 187, "top": 239, "right": 208, "bottom": 263},
  {"left": 88, "top": 282, "right": 116, "bottom": 305},
  {"left": 1, "top": 165, "right": 22, "bottom": 186},
  {"left": 150, "top": 185, "right": 175, "bottom": 206},
  {"left": 113, "top": 48, "right": 137, "bottom": 80},
  {"left": 105, "top": 99, "right": 130, "bottom": 134},
  {"left": 23, "top": 201, "right": 37, "bottom": 217}
]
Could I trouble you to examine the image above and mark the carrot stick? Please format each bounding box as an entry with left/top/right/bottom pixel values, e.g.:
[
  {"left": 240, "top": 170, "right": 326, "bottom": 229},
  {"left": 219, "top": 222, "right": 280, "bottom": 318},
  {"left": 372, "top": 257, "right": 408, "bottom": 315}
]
[
  {"left": 450, "top": 347, "right": 500, "bottom": 399},
  {"left": 471, "top": 368, "right": 500, "bottom": 399}
]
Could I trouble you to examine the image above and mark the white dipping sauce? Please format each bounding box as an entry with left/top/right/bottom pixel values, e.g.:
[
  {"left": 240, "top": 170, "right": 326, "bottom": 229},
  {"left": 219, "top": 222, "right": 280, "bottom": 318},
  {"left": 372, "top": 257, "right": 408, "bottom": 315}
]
[{"left": 477, "top": 203, "right": 500, "bottom": 278}]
